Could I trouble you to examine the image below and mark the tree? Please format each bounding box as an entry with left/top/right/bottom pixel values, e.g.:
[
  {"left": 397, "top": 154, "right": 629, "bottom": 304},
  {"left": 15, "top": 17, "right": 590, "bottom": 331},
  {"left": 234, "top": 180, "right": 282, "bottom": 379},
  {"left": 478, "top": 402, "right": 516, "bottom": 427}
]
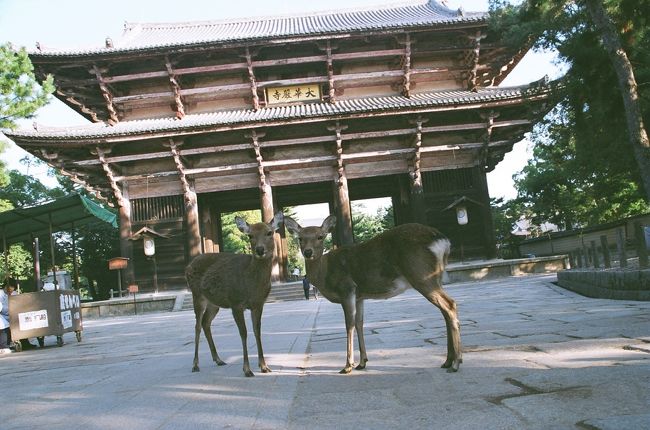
[
  {"left": 0, "top": 42, "right": 54, "bottom": 130},
  {"left": 489, "top": 0, "right": 650, "bottom": 226}
]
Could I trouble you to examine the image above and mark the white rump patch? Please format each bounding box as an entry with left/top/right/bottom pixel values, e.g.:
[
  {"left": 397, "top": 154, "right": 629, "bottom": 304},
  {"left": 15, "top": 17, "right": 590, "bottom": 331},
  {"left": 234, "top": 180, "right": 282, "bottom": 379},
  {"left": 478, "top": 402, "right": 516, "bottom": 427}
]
[{"left": 428, "top": 238, "right": 450, "bottom": 262}]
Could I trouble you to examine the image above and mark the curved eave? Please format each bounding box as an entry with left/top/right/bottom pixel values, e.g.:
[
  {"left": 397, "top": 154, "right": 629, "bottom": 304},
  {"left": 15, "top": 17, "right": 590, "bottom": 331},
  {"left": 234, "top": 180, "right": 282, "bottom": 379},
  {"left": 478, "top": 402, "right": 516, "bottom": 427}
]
[
  {"left": 4, "top": 81, "right": 560, "bottom": 146},
  {"left": 5, "top": 84, "right": 555, "bottom": 145}
]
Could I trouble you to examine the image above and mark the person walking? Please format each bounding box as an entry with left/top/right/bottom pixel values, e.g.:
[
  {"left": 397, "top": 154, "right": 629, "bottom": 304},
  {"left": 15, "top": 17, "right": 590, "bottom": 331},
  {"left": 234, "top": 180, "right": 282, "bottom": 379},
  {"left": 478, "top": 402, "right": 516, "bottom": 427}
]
[{"left": 302, "top": 276, "right": 310, "bottom": 300}]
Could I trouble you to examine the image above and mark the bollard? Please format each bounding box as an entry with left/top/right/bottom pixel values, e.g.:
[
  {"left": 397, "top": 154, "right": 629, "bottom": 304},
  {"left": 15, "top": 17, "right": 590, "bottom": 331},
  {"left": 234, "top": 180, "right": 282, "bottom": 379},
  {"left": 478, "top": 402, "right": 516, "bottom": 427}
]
[
  {"left": 110, "top": 288, "right": 114, "bottom": 299},
  {"left": 600, "top": 235, "right": 611, "bottom": 268},
  {"left": 590, "top": 240, "right": 600, "bottom": 268},
  {"left": 635, "top": 222, "right": 648, "bottom": 268},
  {"left": 568, "top": 252, "right": 576, "bottom": 269},
  {"left": 616, "top": 228, "right": 628, "bottom": 268}
]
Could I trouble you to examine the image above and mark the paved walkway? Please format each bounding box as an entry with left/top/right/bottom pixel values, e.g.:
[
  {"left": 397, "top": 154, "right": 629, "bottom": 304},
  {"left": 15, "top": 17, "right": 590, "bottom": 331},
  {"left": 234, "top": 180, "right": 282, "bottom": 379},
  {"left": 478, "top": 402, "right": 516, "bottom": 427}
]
[{"left": 1, "top": 274, "right": 649, "bottom": 429}]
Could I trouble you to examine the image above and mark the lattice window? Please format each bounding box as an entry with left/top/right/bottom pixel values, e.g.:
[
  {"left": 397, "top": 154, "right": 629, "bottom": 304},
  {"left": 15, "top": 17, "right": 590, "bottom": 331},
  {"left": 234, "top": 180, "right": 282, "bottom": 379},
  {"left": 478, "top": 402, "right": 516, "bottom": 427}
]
[
  {"left": 131, "top": 195, "right": 185, "bottom": 222},
  {"left": 423, "top": 169, "right": 475, "bottom": 194}
]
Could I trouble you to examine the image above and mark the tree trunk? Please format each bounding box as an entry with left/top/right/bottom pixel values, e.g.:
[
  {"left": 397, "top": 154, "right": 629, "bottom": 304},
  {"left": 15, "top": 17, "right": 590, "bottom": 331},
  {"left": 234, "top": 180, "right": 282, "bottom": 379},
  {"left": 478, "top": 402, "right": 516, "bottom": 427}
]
[{"left": 584, "top": 0, "right": 650, "bottom": 202}]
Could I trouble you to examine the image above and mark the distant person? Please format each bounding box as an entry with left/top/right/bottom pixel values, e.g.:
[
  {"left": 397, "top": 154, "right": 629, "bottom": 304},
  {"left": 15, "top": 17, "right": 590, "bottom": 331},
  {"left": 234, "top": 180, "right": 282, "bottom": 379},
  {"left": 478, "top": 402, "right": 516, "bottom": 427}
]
[
  {"left": 292, "top": 267, "right": 300, "bottom": 281},
  {"left": 0, "top": 278, "right": 18, "bottom": 353},
  {"left": 302, "top": 276, "right": 310, "bottom": 300}
]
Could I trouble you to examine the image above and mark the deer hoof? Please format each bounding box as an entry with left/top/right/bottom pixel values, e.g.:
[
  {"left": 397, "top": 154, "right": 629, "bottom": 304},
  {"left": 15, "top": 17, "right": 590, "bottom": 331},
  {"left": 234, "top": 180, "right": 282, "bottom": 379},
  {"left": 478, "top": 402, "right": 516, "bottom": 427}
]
[
  {"left": 192, "top": 365, "right": 200, "bottom": 372},
  {"left": 355, "top": 360, "right": 368, "bottom": 370},
  {"left": 339, "top": 366, "right": 353, "bottom": 374},
  {"left": 260, "top": 366, "right": 272, "bottom": 373},
  {"left": 216, "top": 360, "right": 227, "bottom": 366},
  {"left": 442, "top": 359, "right": 461, "bottom": 373},
  {"left": 244, "top": 370, "right": 255, "bottom": 377}
]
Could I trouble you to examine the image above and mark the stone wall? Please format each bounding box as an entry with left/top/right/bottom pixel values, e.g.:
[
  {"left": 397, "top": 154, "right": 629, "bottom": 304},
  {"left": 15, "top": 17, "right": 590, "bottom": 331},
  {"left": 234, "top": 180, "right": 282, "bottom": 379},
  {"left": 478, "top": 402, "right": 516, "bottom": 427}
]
[{"left": 557, "top": 269, "right": 650, "bottom": 301}]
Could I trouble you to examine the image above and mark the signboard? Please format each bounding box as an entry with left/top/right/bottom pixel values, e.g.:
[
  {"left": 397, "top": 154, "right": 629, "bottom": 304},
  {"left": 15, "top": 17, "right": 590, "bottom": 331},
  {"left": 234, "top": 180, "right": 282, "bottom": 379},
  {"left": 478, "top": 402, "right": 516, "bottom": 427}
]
[
  {"left": 108, "top": 257, "right": 129, "bottom": 270},
  {"left": 265, "top": 84, "right": 321, "bottom": 105},
  {"left": 18, "top": 309, "right": 49, "bottom": 331},
  {"left": 128, "top": 284, "right": 139, "bottom": 294}
]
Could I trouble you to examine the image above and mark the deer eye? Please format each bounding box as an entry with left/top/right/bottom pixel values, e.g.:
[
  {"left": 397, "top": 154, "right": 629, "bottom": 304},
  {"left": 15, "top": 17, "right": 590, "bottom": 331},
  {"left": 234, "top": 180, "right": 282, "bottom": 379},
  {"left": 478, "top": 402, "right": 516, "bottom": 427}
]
[
  {"left": 266, "top": 231, "right": 273, "bottom": 236},
  {"left": 317, "top": 235, "right": 324, "bottom": 240},
  {"left": 247, "top": 234, "right": 253, "bottom": 239}
]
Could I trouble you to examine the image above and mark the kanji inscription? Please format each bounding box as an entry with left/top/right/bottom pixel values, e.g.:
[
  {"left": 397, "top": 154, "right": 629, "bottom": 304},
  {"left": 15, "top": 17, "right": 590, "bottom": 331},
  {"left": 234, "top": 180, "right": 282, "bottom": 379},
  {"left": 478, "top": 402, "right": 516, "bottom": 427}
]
[{"left": 265, "top": 84, "right": 321, "bottom": 105}]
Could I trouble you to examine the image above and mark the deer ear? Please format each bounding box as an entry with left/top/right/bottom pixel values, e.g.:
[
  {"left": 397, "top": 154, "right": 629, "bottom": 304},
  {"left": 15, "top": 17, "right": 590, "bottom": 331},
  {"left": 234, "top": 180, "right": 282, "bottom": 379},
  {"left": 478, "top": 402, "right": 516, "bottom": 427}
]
[
  {"left": 283, "top": 216, "right": 302, "bottom": 235},
  {"left": 235, "top": 216, "right": 250, "bottom": 234},
  {"left": 321, "top": 215, "right": 337, "bottom": 233},
  {"left": 270, "top": 211, "right": 284, "bottom": 231}
]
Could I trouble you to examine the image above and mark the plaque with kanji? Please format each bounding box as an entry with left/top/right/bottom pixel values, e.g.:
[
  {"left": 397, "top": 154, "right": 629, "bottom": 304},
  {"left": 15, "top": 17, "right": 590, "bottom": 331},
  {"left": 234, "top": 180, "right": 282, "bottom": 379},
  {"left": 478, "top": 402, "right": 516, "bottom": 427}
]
[{"left": 265, "top": 84, "right": 322, "bottom": 105}]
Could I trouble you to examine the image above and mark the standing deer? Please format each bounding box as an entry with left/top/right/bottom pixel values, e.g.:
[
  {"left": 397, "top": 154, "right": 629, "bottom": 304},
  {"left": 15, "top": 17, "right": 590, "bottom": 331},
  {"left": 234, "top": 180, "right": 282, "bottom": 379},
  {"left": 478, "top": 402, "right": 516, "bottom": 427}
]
[
  {"left": 185, "top": 212, "right": 283, "bottom": 377},
  {"left": 284, "top": 215, "right": 462, "bottom": 374}
]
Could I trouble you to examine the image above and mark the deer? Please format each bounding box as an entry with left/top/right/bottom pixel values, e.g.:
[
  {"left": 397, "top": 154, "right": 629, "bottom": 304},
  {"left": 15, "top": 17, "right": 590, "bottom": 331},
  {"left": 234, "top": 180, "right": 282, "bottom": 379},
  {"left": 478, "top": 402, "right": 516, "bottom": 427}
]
[
  {"left": 284, "top": 215, "right": 462, "bottom": 374},
  {"left": 185, "top": 212, "right": 283, "bottom": 377}
]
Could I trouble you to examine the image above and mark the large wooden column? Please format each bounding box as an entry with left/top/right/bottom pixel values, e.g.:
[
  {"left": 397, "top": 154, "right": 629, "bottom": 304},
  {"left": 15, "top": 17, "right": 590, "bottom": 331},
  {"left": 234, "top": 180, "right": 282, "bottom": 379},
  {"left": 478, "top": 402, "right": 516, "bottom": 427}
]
[
  {"left": 475, "top": 168, "right": 497, "bottom": 259},
  {"left": 330, "top": 122, "right": 354, "bottom": 246},
  {"left": 96, "top": 146, "right": 135, "bottom": 284},
  {"left": 478, "top": 112, "right": 498, "bottom": 259},
  {"left": 167, "top": 139, "right": 201, "bottom": 260},
  {"left": 249, "top": 130, "right": 282, "bottom": 280},
  {"left": 409, "top": 118, "right": 427, "bottom": 224}
]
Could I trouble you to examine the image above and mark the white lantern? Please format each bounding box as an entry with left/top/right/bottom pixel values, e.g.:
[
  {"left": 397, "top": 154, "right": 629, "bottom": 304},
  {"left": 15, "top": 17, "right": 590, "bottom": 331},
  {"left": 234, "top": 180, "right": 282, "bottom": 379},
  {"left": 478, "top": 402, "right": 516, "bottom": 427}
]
[
  {"left": 143, "top": 235, "right": 156, "bottom": 257},
  {"left": 456, "top": 206, "right": 468, "bottom": 225}
]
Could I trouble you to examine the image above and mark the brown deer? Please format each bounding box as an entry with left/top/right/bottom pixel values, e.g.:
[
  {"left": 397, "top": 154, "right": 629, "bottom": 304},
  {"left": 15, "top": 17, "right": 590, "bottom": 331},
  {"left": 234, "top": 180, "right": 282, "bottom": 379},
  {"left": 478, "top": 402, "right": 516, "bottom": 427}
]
[
  {"left": 284, "top": 215, "right": 462, "bottom": 374},
  {"left": 185, "top": 212, "right": 283, "bottom": 377}
]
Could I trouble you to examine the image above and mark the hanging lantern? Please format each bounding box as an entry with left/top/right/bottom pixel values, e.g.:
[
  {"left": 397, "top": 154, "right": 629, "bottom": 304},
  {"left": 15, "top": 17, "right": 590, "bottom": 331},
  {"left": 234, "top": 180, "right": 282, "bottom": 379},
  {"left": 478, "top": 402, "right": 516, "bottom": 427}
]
[
  {"left": 456, "top": 205, "right": 468, "bottom": 225},
  {"left": 143, "top": 235, "right": 156, "bottom": 257}
]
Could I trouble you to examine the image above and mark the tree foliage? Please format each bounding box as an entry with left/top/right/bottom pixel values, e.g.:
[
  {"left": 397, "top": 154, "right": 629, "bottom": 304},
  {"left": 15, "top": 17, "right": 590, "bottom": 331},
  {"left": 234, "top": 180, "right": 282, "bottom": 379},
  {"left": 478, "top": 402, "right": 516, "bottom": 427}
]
[
  {"left": 489, "top": 0, "right": 650, "bottom": 230},
  {"left": 0, "top": 42, "right": 54, "bottom": 130}
]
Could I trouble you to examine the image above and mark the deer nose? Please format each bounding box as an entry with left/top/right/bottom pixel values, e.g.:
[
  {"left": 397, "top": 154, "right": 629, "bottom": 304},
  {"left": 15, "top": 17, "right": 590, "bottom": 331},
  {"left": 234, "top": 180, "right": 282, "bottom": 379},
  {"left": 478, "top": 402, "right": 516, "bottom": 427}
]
[
  {"left": 255, "top": 246, "right": 266, "bottom": 257},
  {"left": 303, "top": 249, "right": 313, "bottom": 258}
]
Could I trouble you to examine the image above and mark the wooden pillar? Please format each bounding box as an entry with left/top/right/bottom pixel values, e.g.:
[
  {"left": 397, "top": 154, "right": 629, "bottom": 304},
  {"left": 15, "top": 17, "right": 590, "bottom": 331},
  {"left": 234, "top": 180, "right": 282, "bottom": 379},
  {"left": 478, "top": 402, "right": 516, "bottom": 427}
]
[
  {"left": 277, "top": 204, "right": 289, "bottom": 282},
  {"left": 32, "top": 235, "right": 41, "bottom": 290},
  {"left": 409, "top": 119, "right": 426, "bottom": 224},
  {"left": 329, "top": 122, "right": 353, "bottom": 246},
  {"left": 118, "top": 187, "right": 135, "bottom": 285},
  {"left": 249, "top": 130, "right": 281, "bottom": 280},
  {"left": 475, "top": 168, "right": 497, "bottom": 259},
  {"left": 167, "top": 139, "right": 201, "bottom": 260},
  {"left": 200, "top": 205, "right": 217, "bottom": 253}
]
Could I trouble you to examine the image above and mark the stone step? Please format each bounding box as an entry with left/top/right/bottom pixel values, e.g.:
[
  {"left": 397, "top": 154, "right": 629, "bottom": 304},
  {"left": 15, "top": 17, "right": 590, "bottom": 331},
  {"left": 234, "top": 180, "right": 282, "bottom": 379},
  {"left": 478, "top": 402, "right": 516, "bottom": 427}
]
[{"left": 179, "top": 282, "right": 313, "bottom": 310}]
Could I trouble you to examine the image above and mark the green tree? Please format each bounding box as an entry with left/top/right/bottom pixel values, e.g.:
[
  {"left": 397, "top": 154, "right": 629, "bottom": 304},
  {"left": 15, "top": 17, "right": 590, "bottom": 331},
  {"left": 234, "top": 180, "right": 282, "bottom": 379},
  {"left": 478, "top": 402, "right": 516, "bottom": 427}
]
[
  {"left": 490, "top": 0, "right": 650, "bottom": 226},
  {"left": 0, "top": 42, "right": 54, "bottom": 129}
]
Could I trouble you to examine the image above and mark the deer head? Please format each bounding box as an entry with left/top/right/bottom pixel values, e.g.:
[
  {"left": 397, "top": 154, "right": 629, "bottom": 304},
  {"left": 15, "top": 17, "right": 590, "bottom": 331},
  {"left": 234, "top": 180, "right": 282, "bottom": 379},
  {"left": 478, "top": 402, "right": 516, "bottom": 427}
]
[
  {"left": 235, "top": 212, "right": 284, "bottom": 259},
  {"left": 284, "top": 215, "right": 336, "bottom": 260}
]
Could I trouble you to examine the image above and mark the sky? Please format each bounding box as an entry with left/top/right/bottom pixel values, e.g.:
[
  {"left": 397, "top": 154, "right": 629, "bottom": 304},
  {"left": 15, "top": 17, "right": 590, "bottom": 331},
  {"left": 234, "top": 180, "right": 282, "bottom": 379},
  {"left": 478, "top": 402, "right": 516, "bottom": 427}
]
[{"left": 0, "top": 0, "right": 563, "bottom": 216}]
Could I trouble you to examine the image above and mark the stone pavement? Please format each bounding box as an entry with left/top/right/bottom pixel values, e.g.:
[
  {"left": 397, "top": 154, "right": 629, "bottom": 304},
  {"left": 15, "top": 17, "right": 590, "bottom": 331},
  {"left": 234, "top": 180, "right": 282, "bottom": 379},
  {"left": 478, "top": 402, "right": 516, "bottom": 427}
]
[{"left": 1, "top": 274, "right": 649, "bottom": 429}]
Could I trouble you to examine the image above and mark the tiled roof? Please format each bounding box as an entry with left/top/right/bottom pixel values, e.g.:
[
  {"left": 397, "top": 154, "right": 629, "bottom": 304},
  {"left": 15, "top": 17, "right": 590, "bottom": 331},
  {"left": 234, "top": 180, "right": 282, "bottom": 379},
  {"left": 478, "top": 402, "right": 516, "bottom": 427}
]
[
  {"left": 5, "top": 82, "right": 553, "bottom": 141},
  {"left": 31, "top": 1, "right": 485, "bottom": 56}
]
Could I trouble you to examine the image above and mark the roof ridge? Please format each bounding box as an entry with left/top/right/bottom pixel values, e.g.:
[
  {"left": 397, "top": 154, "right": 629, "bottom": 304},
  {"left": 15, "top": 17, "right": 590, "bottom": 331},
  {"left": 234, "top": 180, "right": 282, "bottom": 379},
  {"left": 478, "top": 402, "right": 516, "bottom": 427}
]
[{"left": 123, "top": 0, "right": 435, "bottom": 31}]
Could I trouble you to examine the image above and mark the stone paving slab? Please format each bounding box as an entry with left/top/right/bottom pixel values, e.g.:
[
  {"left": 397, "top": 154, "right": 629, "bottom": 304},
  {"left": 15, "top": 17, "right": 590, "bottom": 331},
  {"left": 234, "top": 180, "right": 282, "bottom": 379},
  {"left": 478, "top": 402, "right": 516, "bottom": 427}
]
[{"left": 1, "top": 274, "right": 649, "bottom": 429}]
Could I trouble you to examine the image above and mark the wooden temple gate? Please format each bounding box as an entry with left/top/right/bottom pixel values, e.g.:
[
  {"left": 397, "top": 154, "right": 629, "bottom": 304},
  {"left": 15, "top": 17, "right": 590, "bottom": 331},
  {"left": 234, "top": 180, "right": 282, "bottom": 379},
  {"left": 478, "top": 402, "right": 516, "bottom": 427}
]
[{"left": 6, "top": 1, "right": 557, "bottom": 291}]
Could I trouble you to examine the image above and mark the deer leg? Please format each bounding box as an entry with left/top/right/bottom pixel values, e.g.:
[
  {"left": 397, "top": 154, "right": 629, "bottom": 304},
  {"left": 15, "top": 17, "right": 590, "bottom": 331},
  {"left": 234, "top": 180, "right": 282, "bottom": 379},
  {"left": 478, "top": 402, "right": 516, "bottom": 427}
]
[
  {"left": 232, "top": 308, "right": 254, "bottom": 377},
  {"left": 192, "top": 296, "right": 206, "bottom": 372},
  {"left": 420, "top": 287, "right": 462, "bottom": 372},
  {"left": 355, "top": 299, "right": 368, "bottom": 370},
  {"left": 202, "top": 304, "right": 226, "bottom": 366},
  {"left": 340, "top": 295, "right": 357, "bottom": 374},
  {"left": 251, "top": 306, "right": 271, "bottom": 373}
]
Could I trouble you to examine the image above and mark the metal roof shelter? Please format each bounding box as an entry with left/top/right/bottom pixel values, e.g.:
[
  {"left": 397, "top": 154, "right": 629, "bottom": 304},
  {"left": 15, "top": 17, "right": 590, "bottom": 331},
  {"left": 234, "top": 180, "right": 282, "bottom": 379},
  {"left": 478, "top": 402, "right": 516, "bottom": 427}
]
[{"left": 1, "top": 194, "right": 117, "bottom": 289}]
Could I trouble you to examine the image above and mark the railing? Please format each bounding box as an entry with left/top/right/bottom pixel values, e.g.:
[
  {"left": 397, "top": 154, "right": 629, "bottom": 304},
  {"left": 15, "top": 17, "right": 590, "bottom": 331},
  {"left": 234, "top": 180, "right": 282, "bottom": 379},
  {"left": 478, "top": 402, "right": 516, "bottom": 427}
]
[{"left": 568, "top": 222, "right": 649, "bottom": 269}]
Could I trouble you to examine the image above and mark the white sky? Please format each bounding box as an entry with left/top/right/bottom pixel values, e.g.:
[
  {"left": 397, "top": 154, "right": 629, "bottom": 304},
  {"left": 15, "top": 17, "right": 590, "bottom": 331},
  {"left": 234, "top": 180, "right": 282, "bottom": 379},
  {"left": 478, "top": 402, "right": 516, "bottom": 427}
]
[{"left": 0, "top": 0, "right": 563, "bottom": 218}]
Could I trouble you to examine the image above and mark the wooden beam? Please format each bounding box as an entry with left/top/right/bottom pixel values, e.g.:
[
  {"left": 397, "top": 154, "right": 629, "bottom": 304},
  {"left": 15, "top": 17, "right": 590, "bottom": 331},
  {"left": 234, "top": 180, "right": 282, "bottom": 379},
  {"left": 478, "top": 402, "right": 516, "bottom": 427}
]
[
  {"left": 326, "top": 41, "right": 336, "bottom": 103},
  {"left": 166, "top": 56, "right": 186, "bottom": 119},
  {"left": 400, "top": 34, "right": 412, "bottom": 97},
  {"left": 466, "top": 31, "right": 486, "bottom": 92},
  {"left": 92, "top": 66, "right": 119, "bottom": 124},
  {"left": 95, "top": 146, "right": 125, "bottom": 206},
  {"left": 244, "top": 47, "right": 261, "bottom": 110}
]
